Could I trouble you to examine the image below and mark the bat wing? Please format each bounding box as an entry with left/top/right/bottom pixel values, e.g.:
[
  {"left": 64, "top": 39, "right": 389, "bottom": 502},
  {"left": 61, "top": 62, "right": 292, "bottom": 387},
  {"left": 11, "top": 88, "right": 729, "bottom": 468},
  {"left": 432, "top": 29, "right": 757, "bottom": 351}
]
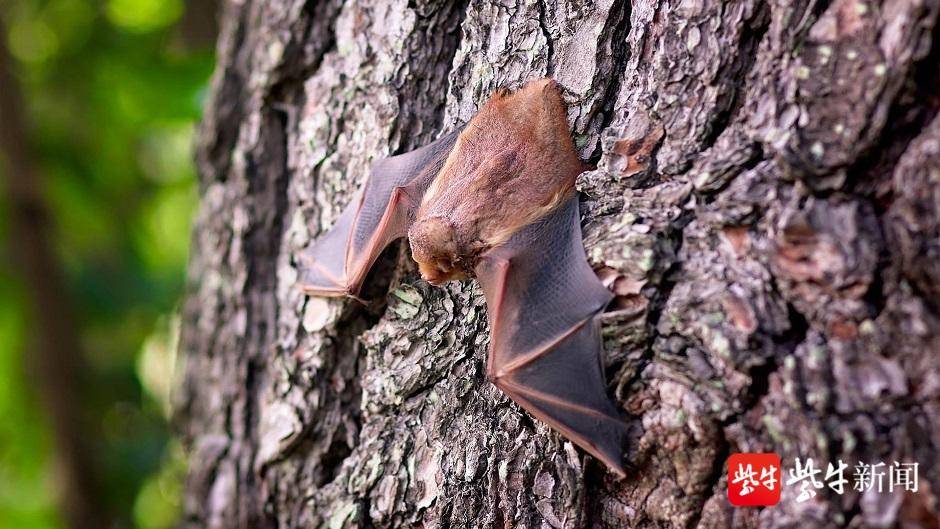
[
  {"left": 298, "top": 129, "right": 461, "bottom": 297},
  {"left": 475, "top": 196, "right": 627, "bottom": 476}
]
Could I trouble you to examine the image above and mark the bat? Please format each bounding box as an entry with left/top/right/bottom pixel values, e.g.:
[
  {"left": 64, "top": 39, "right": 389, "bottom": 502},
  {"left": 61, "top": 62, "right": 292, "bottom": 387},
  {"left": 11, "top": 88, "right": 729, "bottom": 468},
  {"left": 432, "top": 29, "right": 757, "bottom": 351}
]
[{"left": 298, "top": 78, "right": 627, "bottom": 476}]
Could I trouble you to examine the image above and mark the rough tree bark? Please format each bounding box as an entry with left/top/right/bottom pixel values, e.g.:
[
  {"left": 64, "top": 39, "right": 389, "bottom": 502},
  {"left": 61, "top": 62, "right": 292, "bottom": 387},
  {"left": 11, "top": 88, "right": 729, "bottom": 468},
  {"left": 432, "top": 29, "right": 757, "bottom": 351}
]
[{"left": 177, "top": 0, "right": 940, "bottom": 527}]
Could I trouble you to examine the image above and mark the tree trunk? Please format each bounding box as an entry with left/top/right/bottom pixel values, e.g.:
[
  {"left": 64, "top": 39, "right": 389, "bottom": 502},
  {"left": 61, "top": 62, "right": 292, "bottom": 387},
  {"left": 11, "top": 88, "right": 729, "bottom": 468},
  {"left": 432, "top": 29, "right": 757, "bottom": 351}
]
[
  {"left": 0, "top": 26, "right": 111, "bottom": 529},
  {"left": 177, "top": 0, "right": 940, "bottom": 527}
]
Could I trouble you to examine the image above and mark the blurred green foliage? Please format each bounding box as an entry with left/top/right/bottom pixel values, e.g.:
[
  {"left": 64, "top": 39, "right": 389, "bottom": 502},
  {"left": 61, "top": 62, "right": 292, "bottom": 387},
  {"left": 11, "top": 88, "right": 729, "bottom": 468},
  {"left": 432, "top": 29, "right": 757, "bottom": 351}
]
[{"left": 0, "top": 0, "right": 214, "bottom": 526}]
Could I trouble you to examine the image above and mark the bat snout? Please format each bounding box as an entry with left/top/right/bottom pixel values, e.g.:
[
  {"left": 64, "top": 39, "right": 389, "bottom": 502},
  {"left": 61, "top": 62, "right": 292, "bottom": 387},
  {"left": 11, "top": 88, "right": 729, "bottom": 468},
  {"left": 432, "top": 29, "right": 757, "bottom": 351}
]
[{"left": 413, "top": 252, "right": 466, "bottom": 285}]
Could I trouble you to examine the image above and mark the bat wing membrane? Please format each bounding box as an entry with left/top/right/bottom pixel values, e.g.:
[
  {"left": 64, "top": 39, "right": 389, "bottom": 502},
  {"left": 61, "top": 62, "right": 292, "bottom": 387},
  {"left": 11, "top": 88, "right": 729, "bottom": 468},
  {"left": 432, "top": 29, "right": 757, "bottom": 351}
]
[
  {"left": 475, "top": 196, "right": 627, "bottom": 476},
  {"left": 298, "top": 129, "right": 461, "bottom": 297}
]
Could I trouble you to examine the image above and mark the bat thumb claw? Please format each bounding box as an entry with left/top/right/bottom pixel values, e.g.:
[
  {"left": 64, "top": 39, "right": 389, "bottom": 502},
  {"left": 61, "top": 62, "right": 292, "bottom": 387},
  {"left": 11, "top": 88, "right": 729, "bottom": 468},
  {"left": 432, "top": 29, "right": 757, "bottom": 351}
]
[
  {"left": 346, "top": 292, "right": 370, "bottom": 306},
  {"left": 609, "top": 463, "right": 628, "bottom": 480}
]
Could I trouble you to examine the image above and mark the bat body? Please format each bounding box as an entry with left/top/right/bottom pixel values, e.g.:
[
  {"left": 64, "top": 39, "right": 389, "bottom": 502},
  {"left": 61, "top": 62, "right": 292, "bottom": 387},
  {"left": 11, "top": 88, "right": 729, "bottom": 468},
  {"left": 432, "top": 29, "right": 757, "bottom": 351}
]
[{"left": 299, "top": 79, "right": 627, "bottom": 476}]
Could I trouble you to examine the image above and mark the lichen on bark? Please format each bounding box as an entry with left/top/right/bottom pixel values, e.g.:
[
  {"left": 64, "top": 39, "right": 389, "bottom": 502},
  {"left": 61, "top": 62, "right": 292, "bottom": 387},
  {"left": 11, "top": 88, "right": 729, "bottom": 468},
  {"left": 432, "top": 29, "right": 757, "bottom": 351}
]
[{"left": 178, "top": 1, "right": 940, "bottom": 528}]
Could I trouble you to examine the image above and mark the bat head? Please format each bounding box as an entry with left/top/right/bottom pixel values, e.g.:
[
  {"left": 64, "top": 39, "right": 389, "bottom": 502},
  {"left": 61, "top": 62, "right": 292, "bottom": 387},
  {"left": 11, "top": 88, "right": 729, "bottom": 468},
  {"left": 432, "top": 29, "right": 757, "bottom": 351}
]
[
  {"left": 408, "top": 215, "right": 471, "bottom": 285},
  {"left": 407, "top": 79, "right": 583, "bottom": 287}
]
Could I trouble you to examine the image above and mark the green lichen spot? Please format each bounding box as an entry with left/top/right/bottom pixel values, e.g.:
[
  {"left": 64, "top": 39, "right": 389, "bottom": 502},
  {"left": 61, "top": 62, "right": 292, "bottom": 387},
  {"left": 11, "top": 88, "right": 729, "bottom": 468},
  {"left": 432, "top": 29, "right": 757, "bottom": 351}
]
[
  {"left": 694, "top": 171, "right": 712, "bottom": 188},
  {"left": 393, "top": 286, "right": 423, "bottom": 306},
  {"left": 806, "top": 391, "right": 820, "bottom": 406},
  {"left": 575, "top": 134, "right": 591, "bottom": 150},
  {"left": 366, "top": 452, "right": 385, "bottom": 483},
  {"left": 810, "top": 345, "right": 826, "bottom": 362},
  {"left": 704, "top": 312, "right": 724, "bottom": 325},
  {"left": 843, "top": 431, "right": 857, "bottom": 452},
  {"left": 675, "top": 409, "right": 687, "bottom": 425},
  {"left": 267, "top": 41, "right": 285, "bottom": 64},
  {"left": 637, "top": 249, "right": 655, "bottom": 272},
  {"left": 762, "top": 415, "right": 784, "bottom": 443},
  {"left": 407, "top": 454, "right": 416, "bottom": 482},
  {"left": 810, "top": 141, "right": 825, "bottom": 159},
  {"left": 392, "top": 303, "right": 420, "bottom": 319},
  {"left": 327, "top": 503, "right": 358, "bottom": 529},
  {"left": 710, "top": 333, "right": 730, "bottom": 357},
  {"left": 391, "top": 286, "right": 423, "bottom": 319}
]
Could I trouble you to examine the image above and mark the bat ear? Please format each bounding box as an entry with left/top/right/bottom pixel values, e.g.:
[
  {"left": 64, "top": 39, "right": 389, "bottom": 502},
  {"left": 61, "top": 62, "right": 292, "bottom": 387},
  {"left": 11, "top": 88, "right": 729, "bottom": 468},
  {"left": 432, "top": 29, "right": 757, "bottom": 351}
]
[
  {"left": 492, "top": 87, "right": 511, "bottom": 99},
  {"left": 537, "top": 79, "right": 567, "bottom": 110},
  {"left": 534, "top": 77, "right": 559, "bottom": 93},
  {"left": 514, "top": 77, "right": 562, "bottom": 100}
]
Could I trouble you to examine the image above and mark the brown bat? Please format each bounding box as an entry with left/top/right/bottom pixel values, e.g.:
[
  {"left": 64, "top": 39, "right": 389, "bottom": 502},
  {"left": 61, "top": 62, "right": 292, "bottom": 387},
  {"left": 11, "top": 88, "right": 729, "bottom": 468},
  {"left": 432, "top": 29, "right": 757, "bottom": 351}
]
[{"left": 298, "top": 79, "right": 627, "bottom": 476}]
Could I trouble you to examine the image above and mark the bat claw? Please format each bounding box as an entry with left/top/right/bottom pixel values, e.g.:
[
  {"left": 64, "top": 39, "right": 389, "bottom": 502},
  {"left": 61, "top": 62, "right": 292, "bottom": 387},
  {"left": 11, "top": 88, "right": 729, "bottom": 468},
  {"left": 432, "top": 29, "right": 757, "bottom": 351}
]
[{"left": 347, "top": 292, "right": 370, "bottom": 306}]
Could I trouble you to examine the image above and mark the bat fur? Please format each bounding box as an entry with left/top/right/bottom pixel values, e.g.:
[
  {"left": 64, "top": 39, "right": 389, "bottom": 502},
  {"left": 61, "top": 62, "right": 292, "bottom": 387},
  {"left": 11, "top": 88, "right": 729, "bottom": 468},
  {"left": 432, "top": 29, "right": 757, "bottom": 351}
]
[{"left": 299, "top": 78, "right": 628, "bottom": 476}]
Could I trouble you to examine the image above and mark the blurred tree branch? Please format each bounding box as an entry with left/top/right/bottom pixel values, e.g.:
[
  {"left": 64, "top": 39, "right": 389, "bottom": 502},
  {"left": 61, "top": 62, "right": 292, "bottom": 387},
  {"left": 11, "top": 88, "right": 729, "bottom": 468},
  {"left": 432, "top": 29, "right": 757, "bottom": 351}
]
[
  {"left": 0, "top": 23, "right": 111, "bottom": 529},
  {"left": 179, "top": 0, "right": 220, "bottom": 50}
]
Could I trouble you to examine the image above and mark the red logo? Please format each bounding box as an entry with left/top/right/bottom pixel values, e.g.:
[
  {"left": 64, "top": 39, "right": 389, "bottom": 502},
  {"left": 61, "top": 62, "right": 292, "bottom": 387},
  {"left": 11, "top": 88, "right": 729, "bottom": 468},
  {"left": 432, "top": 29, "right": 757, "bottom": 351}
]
[{"left": 728, "top": 453, "right": 781, "bottom": 506}]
